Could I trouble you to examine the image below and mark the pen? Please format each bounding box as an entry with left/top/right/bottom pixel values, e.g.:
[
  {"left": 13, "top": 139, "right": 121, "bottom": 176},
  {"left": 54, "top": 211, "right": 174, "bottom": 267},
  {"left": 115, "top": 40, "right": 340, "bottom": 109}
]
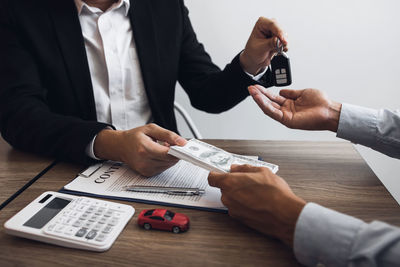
[{"left": 123, "top": 185, "right": 205, "bottom": 196}]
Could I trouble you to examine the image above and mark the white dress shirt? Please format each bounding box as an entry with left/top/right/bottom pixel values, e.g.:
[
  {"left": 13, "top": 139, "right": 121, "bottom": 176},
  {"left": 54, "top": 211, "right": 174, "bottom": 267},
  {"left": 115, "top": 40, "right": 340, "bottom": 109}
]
[
  {"left": 75, "top": 0, "right": 152, "bottom": 131},
  {"left": 74, "top": 0, "right": 266, "bottom": 159},
  {"left": 294, "top": 104, "right": 400, "bottom": 267}
]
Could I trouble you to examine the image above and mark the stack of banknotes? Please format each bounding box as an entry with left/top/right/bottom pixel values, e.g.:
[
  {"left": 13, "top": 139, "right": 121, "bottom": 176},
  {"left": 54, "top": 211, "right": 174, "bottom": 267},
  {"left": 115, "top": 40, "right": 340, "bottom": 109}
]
[{"left": 168, "top": 139, "right": 279, "bottom": 173}]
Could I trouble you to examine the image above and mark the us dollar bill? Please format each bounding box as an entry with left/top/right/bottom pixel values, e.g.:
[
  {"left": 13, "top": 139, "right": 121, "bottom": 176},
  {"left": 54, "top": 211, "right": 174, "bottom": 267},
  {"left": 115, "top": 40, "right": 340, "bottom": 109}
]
[{"left": 168, "top": 139, "right": 279, "bottom": 173}]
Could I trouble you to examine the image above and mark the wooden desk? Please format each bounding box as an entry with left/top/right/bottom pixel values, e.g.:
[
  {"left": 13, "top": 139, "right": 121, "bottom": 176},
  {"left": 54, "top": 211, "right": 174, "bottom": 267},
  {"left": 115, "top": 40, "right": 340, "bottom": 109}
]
[
  {"left": 0, "top": 137, "right": 53, "bottom": 208},
  {"left": 0, "top": 140, "right": 399, "bottom": 266}
]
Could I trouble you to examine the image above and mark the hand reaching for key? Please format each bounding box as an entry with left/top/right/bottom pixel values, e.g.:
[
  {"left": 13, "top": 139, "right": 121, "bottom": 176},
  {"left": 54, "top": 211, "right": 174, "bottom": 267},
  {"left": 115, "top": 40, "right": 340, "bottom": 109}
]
[{"left": 248, "top": 85, "right": 342, "bottom": 132}]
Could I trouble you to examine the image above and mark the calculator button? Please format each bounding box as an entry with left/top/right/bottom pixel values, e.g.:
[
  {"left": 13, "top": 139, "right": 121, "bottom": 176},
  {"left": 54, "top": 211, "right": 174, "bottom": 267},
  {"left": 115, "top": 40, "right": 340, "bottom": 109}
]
[
  {"left": 113, "top": 212, "right": 122, "bottom": 219},
  {"left": 85, "top": 230, "right": 97, "bottom": 240},
  {"left": 75, "top": 228, "right": 87, "bottom": 237},
  {"left": 63, "top": 218, "right": 74, "bottom": 225},
  {"left": 82, "top": 199, "right": 92, "bottom": 205},
  {"left": 62, "top": 210, "right": 72, "bottom": 217},
  {"left": 87, "top": 206, "right": 95, "bottom": 212},
  {"left": 70, "top": 211, "right": 80, "bottom": 218},
  {"left": 55, "top": 225, "right": 65, "bottom": 233},
  {"left": 89, "top": 215, "right": 99, "bottom": 222},
  {"left": 98, "top": 217, "right": 108, "bottom": 224},
  {"left": 80, "top": 213, "right": 89, "bottom": 220},
  {"left": 102, "top": 226, "right": 113, "bottom": 234},
  {"left": 73, "top": 220, "right": 83, "bottom": 228},
  {"left": 93, "top": 224, "right": 103, "bottom": 231},
  {"left": 275, "top": 69, "right": 280, "bottom": 75},
  {"left": 108, "top": 218, "right": 118, "bottom": 226},
  {"left": 64, "top": 227, "right": 76, "bottom": 236},
  {"left": 281, "top": 68, "right": 286, "bottom": 74},
  {"left": 104, "top": 210, "right": 114, "bottom": 217},
  {"left": 46, "top": 224, "right": 56, "bottom": 232},
  {"left": 100, "top": 202, "right": 109, "bottom": 208},
  {"left": 95, "top": 234, "right": 107, "bottom": 242},
  {"left": 77, "top": 205, "right": 86, "bottom": 212},
  {"left": 276, "top": 74, "right": 287, "bottom": 79},
  {"left": 84, "top": 222, "right": 94, "bottom": 228}
]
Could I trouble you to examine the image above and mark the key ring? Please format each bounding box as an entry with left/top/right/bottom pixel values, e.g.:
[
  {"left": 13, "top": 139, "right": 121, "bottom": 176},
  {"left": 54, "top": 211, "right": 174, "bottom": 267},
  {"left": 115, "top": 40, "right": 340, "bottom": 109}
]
[{"left": 276, "top": 38, "right": 283, "bottom": 54}]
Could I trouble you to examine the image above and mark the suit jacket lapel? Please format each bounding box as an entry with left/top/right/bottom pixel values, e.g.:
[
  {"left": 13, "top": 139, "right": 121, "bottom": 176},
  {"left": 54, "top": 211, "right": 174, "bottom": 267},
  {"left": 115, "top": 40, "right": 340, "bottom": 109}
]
[
  {"left": 47, "top": 0, "right": 97, "bottom": 120},
  {"left": 129, "top": 0, "right": 164, "bottom": 125}
]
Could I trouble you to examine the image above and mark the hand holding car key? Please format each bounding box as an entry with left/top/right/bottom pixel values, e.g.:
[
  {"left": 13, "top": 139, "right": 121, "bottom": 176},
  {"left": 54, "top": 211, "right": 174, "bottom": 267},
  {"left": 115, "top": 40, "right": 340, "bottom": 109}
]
[{"left": 271, "top": 39, "right": 292, "bottom": 86}]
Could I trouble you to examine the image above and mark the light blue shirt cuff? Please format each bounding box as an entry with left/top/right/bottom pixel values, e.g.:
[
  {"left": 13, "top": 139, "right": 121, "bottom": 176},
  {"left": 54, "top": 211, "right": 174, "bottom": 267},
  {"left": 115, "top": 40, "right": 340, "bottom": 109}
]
[
  {"left": 337, "top": 103, "right": 378, "bottom": 146},
  {"left": 293, "top": 203, "right": 365, "bottom": 267}
]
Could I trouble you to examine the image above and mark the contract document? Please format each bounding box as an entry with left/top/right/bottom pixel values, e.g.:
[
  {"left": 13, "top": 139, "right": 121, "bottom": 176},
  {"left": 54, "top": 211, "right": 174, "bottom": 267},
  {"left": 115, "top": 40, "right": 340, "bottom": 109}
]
[{"left": 62, "top": 160, "right": 226, "bottom": 212}]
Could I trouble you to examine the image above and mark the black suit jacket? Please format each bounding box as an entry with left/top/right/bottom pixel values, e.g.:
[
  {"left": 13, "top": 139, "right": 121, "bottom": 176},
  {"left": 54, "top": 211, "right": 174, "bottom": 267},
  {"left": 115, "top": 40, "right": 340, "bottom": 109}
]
[{"left": 0, "top": 0, "right": 273, "bottom": 164}]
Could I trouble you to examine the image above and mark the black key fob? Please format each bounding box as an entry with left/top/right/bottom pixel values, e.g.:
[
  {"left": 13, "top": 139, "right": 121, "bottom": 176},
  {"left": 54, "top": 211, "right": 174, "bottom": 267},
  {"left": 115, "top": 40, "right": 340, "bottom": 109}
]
[{"left": 271, "top": 52, "right": 292, "bottom": 86}]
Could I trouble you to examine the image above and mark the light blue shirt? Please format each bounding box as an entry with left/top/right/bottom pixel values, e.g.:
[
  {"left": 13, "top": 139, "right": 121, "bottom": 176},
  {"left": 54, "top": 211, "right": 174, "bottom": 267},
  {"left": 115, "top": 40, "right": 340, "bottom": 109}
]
[{"left": 294, "top": 103, "right": 400, "bottom": 267}]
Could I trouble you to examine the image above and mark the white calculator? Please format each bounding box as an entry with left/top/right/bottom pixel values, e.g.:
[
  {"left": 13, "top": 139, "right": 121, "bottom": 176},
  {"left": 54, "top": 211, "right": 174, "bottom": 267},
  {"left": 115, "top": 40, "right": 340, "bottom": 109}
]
[{"left": 4, "top": 191, "right": 135, "bottom": 252}]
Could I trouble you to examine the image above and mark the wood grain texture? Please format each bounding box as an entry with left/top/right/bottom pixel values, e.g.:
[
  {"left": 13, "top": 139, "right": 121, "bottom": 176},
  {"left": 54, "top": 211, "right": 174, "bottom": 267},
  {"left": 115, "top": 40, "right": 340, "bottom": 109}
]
[
  {"left": 0, "top": 137, "right": 52, "bottom": 205},
  {"left": 0, "top": 140, "right": 399, "bottom": 267}
]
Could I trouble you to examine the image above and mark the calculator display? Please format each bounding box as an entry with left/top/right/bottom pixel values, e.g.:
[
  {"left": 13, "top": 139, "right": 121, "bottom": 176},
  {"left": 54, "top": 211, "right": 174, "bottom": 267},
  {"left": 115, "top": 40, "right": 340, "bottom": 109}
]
[{"left": 23, "top": 197, "right": 71, "bottom": 229}]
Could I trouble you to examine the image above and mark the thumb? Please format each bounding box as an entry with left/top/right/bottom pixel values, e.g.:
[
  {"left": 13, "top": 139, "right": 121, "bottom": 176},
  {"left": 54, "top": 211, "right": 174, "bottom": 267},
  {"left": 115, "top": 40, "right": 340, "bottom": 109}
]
[
  {"left": 279, "top": 89, "right": 304, "bottom": 100},
  {"left": 208, "top": 172, "right": 227, "bottom": 188},
  {"left": 144, "top": 124, "right": 187, "bottom": 146}
]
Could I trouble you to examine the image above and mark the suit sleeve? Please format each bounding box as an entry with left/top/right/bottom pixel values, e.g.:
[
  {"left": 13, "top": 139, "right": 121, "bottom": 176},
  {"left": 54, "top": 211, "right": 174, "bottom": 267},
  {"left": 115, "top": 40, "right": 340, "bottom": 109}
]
[
  {"left": 177, "top": 0, "right": 273, "bottom": 114},
  {"left": 0, "top": 2, "right": 110, "bottom": 164}
]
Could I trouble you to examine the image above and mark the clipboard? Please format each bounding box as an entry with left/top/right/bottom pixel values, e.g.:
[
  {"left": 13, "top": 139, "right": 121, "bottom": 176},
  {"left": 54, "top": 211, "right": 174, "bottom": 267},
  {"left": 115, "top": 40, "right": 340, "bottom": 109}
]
[{"left": 59, "top": 160, "right": 228, "bottom": 213}]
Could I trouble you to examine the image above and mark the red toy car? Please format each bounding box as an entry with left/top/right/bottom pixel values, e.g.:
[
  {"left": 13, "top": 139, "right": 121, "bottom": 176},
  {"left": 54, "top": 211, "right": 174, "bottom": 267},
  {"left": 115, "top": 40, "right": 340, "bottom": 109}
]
[{"left": 138, "top": 209, "right": 189, "bottom": 233}]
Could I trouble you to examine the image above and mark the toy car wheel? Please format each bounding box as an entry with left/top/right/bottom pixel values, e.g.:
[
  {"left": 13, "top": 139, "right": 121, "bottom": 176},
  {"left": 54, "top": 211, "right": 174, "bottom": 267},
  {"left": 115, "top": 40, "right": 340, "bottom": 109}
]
[
  {"left": 172, "top": 226, "right": 180, "bottom": 234},
  {"left": 143, "top": 223, "right": 151, "bottom": 230}
]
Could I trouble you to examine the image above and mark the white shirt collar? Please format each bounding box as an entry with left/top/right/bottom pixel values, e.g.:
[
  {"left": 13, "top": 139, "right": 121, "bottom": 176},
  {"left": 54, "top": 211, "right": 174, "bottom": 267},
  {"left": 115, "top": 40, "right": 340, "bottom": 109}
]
[{"left": 74, "top": 0, "right": 130, "bottom": 16}]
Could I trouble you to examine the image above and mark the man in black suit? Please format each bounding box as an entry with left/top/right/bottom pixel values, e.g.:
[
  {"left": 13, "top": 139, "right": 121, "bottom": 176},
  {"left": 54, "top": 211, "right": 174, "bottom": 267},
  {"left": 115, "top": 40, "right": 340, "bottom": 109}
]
[{"left": 0, "top": 0, "right": 287, "bottom": 176}]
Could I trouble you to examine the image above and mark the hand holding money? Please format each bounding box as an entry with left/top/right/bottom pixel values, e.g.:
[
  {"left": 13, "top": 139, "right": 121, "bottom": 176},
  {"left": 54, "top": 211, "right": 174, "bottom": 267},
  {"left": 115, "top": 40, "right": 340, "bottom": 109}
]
[{"left": 168, "top": 139, "right": 278, "bottom": 173}]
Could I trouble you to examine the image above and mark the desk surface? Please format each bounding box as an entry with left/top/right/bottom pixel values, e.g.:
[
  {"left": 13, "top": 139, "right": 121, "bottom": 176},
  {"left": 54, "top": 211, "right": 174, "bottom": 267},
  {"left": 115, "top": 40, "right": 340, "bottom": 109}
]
[
  {"left": 1, "top": 140, "right": 399, "bottom": 266},
  {"left": 0, "top": 137, "right": 53, "bottom": 206}
]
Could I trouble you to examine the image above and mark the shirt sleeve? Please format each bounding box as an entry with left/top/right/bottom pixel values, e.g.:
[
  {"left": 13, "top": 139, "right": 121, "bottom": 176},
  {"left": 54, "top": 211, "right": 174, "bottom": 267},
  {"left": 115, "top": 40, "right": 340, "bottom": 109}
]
[
  {"left": 85, "top": 126, "right": 113, "bottom": 160},
  {"left": 85, "top": 134, "right": 101, "bottom": 160},
  {"left": 244, "top": 67, "right": 269, "bottom": 81},
  {"left": 294, "top": 203, "right": 400, "bottom": 267},
  {"left": 337, "top": 103, "right": 400, "bottom": 159}
]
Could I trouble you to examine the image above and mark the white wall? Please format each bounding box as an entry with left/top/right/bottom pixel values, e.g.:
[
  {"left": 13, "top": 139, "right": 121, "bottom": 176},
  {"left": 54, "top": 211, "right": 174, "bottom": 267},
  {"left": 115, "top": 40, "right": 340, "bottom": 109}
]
[{"left": 175, "top": 0, "right": 400, "bottom": 203}]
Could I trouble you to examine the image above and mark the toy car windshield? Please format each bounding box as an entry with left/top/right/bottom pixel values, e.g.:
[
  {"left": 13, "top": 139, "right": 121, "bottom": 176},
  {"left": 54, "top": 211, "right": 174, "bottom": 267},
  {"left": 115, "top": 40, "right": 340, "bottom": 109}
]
[
  {"left": 164, "top": 210, "right": 175, "bottom": 221},
  {"left": 144, "top": 209, "right": 155, "bottom": 216}
]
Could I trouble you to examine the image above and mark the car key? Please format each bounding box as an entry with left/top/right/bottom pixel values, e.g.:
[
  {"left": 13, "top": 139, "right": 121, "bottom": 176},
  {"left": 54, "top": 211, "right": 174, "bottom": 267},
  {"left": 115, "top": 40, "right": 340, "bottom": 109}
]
[{"left": 271, "top": 39, "right": 292, "bottom": 86}]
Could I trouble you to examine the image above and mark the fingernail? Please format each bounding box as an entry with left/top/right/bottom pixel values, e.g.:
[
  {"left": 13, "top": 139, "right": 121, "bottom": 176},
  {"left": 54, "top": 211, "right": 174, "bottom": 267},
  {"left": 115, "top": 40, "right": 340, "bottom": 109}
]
[{"left": 175, "top": 137, "right": 186, "bottom": 146}]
